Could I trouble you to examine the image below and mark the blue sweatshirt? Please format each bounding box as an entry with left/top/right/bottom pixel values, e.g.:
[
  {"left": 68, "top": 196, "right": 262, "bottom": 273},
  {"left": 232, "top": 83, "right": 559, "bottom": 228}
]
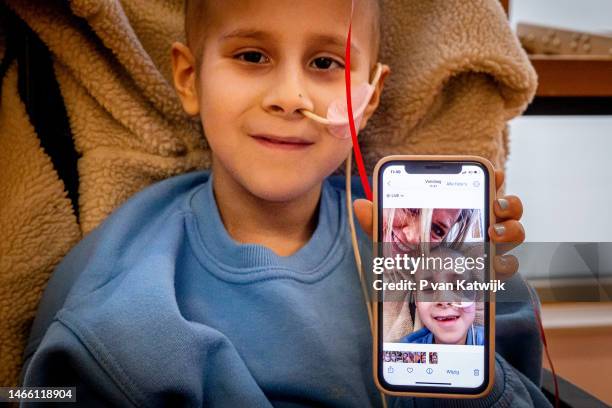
[{"left": 21, "top": 171, "right": 551, "bottom": 407}]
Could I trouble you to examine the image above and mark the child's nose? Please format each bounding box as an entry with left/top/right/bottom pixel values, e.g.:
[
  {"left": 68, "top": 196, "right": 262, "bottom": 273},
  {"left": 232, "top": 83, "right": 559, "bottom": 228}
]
[
  {"left": 262, "top": 67, "right": 314, "bottom": 118},
  {"left": 402, "top": 225, "right": 419, "bottom": 245}
]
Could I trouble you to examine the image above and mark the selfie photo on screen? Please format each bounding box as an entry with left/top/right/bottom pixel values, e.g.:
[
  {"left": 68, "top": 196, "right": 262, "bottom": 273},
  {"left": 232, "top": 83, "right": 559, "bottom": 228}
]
[{"left": 381, "top": 207, "right": 485, "bottom": 347}]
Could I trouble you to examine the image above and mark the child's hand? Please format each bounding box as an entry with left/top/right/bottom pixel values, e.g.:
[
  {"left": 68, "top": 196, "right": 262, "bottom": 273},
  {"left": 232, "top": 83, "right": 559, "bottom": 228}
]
[
  {"left": 353, "top": 170, "right": 524, "bottom": 279},
  {"left": 489, "top": 170, "right": 523, "bottom": 279}
]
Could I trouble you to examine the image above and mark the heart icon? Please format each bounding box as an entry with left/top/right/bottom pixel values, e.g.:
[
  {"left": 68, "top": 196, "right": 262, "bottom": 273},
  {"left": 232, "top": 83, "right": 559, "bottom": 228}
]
[{"left": 407, "top": 368, "right": 413, "bottom": 373}]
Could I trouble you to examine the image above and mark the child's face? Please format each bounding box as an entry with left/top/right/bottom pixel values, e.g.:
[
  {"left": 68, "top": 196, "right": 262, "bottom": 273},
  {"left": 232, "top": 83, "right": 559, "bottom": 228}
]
[
  {"left": 415, "top": 260, "right": 477, "bottom": 345},
  {"left": 173, "top": 0, "right": 388, "bottom": 202},
  {"left": 416, "top": 301, "right": 475, "bottom": 345}
]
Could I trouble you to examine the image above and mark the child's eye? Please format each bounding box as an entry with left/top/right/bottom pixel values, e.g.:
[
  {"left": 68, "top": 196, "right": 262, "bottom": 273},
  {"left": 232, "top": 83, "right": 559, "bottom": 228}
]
[
  {"left": 310, "top": 57, "right": 343, "bottom": 70},
  {"left": 431, "top": 223, "right": 446, "bottom": 239},
  {"left": 235, "top": 51, "right": 270, "bottom": 64}
]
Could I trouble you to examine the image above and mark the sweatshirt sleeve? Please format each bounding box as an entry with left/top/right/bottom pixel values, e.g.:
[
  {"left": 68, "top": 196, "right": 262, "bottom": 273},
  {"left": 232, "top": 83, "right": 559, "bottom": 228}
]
[
  {"left": 495, "top": 274, "right": 545, "bottom": 386},
  {"left": 20, "top": 321, "right": 139, "bottom": 408}
]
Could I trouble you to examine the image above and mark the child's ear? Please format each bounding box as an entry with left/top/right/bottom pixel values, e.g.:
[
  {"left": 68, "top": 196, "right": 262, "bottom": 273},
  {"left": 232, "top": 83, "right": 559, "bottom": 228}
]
[
  {"left": 171, "top": 42, "right": 200, "bottom": 116},
  {"left": 360, "top": 63, "right": 391, "bottom": 130}
]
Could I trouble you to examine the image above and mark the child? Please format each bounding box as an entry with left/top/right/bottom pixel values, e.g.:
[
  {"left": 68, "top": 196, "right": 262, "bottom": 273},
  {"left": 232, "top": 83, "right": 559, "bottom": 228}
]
[
  {"left": 404, "top": 300, "right": 485, "bottom": 346},
  {"left": 400, "top": 247, "right": 485, "bottom": 346},
  {"left": 21, "top": 0, "right": 549, "bottom": 406}
]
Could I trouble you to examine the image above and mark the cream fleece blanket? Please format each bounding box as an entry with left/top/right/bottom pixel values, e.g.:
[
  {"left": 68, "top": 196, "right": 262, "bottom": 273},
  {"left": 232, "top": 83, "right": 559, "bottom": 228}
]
[{"left": 0, "top": 0, "right": 536, "bottom": 386}]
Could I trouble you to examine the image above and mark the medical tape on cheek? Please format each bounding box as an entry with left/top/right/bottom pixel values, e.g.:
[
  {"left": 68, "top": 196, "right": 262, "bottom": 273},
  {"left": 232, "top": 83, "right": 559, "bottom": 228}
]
[
  {"left": 327, "top": 65, "right": 382, "bottom": 139},
  {"left": 301, "top": 64, "right": 382, "bottom": 139}
]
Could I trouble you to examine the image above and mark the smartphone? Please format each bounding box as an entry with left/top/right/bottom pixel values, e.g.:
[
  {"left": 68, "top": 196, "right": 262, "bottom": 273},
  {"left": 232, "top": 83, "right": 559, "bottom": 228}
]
[{"left": 372, "top": 155, "right": 496, "bottom": 398}]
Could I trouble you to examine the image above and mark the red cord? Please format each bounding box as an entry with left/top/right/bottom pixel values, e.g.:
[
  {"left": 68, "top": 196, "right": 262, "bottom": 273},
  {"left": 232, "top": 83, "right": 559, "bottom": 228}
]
[{"left": 344, "top": 4, "right": 372, "bottom": 201}]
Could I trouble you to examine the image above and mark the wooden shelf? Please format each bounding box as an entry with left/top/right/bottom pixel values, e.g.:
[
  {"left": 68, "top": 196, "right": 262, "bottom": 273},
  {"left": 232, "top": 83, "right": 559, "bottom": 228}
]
[
  {"left": 529, "top": 55, "right": 612, "bottom": 97},
  {"left": 501, "top": 0, "right": 612, "bottom": 98}
]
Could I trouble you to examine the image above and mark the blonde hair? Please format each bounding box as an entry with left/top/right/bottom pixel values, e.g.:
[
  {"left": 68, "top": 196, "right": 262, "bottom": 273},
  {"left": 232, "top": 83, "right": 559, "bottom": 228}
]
[{"left": 443, "top": 209, "right": 477, "bottom": 249}]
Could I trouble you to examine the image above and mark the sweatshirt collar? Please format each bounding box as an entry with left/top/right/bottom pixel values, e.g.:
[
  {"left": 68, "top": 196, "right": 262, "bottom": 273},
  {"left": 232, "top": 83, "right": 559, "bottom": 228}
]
[{"left": 188, "top": 173, "right": 347, "bottom": 282}]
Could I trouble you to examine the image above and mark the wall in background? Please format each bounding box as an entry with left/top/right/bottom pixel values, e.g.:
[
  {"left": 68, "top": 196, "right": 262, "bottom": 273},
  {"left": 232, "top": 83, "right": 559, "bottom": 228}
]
[{"left": 506, "top": 116, "right": 612, "bottom": 242}]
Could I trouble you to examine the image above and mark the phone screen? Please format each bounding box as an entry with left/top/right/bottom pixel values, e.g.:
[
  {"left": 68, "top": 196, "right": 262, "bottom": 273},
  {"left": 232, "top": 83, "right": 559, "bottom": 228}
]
[{"left": 376, "top": 160, "right": 491, "bottom": 394}]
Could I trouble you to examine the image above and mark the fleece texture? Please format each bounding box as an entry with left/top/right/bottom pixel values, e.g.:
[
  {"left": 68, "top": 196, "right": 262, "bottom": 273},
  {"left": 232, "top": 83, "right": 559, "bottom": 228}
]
[
  {"left": 365, "top": 0, "right": 537, "bottom": 170},
  {"left": 0, "top": 0, "right": 536, "bottom": 386},
  {"left": 0, "top": 64, "right": 82, "bottom": 387}
]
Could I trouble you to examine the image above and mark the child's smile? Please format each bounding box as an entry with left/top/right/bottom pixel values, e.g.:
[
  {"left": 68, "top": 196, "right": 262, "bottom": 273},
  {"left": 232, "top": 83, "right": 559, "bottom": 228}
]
[
  {"left": 417, "top": 302, "right": 475, "bottom": 345},
  {"left": 432, "top": 312, "right": 461, "bottom": 324},
  {"left": 250, "top": 134, "right": 315, "bottom": 151}
]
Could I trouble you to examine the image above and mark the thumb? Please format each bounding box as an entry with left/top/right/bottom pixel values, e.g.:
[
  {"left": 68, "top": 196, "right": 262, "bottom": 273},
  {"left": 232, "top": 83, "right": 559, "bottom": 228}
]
[{"left": 353, "top": 199, "right": 374, "bottom": 238}]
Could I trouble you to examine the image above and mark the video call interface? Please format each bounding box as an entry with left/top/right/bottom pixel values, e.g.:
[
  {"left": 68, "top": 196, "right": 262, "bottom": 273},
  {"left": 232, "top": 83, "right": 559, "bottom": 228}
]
[{"left": 380, "top": 163, "right": 487, "bottom": 389}]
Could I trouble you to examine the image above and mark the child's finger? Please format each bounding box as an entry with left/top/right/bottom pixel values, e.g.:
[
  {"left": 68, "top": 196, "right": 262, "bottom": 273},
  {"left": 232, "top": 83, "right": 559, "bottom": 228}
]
[
  {"left": 494, "top": 195, "right": 523, "bottom": 221},
  {"left": 488, "top": 220, "right": 525, "bottom": 254},
  {"left": 353, "top": 199, "right": 373, "bottom": 238},
  {"left": 493, "top": 254, "right": 519, "bottom": 280},
  {"left": 489, "top": 220, "right": 525, "bottom": 243},
  {"left": 495, "top": 170, "right": 505, "bottom": 192}
]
